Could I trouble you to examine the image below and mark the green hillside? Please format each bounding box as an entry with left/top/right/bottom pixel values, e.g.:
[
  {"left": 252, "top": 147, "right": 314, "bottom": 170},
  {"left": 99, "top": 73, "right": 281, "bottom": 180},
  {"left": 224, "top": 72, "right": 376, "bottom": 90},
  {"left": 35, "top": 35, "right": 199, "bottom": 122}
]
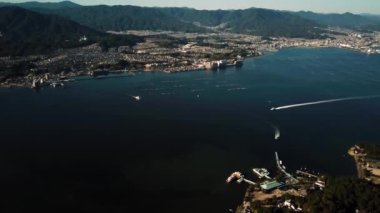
[
  {"left": 46, "top": 5, "right": 208, "bottom": 33},
  {"left": 0, "top": 7, "right": 142, "bottom": 56},
  {"left": 25, "top": 3, "right": 324, "bottom": 37}
]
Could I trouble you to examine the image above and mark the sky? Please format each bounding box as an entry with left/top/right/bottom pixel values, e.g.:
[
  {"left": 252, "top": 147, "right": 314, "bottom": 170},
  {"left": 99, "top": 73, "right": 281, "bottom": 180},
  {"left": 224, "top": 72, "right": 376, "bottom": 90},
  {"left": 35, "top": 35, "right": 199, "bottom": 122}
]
[{"left": 6, "top": 0, "right": 380, "bottom": 14}]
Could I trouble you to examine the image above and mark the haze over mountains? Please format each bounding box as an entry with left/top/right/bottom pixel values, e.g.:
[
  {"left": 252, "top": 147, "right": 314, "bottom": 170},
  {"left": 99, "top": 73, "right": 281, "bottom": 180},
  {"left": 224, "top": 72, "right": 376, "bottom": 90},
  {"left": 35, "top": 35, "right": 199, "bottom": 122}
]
[
  {"left": 295, "top": 11, "right": 380, "bottom": 29},
  {"left": 0, "top": 0, "right": 80, "bottom": 9},
  {"left": 1, "top": 1, "right": 380, "bottom": 56},
  {"left": 2, "top": 1, "right": 379, "bottom": 29}
]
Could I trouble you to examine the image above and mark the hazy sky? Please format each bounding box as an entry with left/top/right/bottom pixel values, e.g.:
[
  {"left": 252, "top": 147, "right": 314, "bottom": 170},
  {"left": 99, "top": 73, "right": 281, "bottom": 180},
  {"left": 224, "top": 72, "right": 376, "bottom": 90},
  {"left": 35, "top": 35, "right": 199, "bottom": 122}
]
[{"left": 7, "top": 0, "right": 380, "bottom": 14}]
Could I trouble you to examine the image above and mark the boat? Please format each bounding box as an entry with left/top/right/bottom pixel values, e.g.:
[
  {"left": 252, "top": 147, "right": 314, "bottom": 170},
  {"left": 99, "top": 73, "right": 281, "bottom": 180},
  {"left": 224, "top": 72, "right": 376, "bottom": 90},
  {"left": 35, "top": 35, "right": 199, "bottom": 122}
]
[
  {"left": 132, "top": 96, "right": 141, "bottom": 101},
  {"left": 50, "top": 82, "right": 64, "bottom": 88},
  {"left": 275, "top": 131, "right": 280, "bottom": 140}
]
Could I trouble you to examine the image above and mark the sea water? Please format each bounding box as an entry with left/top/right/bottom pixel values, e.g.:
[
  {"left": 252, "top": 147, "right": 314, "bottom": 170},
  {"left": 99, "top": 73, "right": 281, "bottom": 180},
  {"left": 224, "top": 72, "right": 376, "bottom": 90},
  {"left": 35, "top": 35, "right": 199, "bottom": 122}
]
[{"left": 1, "top": 48, "right": 380, "bottom": 212}]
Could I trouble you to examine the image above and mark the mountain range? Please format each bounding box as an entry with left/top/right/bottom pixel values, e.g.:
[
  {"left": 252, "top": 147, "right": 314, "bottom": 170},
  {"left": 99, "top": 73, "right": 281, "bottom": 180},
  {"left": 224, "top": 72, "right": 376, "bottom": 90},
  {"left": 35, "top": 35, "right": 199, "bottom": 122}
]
[
  {"left": 31, "top": 5, "right": 324, "bottom": 37},
  {"left": 0, "top": 6, "right": 103, "bottom": 56},
  {"left": 294, "top": 11, "right": 380, "bottom": 29},
  {"left": 0, "top": 1, "right": 80, "bottom": 9},
  {"left": 2, "top": 1, "right": 378, "bottom": 31},
  {"left": 1, "top": 1, "right": 380, "bottom": 56},
  {"left": 0, "top": 6, "right": 142, "bottom": 56}
]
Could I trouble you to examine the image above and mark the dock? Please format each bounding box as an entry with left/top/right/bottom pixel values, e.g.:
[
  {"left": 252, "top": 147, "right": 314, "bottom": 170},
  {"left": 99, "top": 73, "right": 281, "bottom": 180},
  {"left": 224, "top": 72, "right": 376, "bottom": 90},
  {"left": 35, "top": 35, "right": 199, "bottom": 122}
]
[
  {"left": 275, "top": 152, "right": 299, "bottom": 183},
  {"left": 296, "top": 170, "right": 318, "bottom": 179},
  {"left": 252, "top": 168, "right": 271, "bottom": 179},
  {"left": 226, "top": 171, "right": 256, "bottom": 185}
]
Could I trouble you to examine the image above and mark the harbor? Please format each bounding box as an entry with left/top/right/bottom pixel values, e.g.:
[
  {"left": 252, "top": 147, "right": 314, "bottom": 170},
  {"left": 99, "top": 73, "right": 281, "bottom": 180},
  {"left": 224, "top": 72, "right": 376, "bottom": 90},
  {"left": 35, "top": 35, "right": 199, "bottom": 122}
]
[
  {"left": 227, "top": 151, "right": 326, "bottom": 212},
  {"left": 2, "top": 27, "right": 380, "bottom": 89}
]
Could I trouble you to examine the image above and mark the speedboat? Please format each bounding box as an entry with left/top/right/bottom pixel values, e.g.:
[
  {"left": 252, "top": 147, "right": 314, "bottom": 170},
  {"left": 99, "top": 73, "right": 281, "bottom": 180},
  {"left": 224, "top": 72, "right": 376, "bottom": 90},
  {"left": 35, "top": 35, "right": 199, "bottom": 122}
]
[{"left": 132, "top": 96, "right": 141, "bottom": 101}]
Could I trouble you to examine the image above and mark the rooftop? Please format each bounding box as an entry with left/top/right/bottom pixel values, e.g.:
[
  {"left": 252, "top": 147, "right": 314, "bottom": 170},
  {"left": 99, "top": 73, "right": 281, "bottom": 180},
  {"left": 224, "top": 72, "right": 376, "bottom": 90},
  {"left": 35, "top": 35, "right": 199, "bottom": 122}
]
[{"left": 260, "top": 180, "right": 283, "bottom": 191}]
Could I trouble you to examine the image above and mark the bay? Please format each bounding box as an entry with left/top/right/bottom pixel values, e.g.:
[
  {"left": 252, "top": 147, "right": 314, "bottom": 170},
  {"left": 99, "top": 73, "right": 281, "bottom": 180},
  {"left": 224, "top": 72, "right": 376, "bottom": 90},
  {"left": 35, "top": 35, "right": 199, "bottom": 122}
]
[{"left": 1, "top": 48, "right": 380, "bottom": 212}]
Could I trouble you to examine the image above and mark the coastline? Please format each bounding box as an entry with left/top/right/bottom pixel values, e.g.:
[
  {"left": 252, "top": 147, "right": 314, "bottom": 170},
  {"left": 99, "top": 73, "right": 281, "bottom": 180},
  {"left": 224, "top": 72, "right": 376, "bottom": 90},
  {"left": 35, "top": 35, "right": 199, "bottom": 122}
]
[
  {"left": 348, "top": 146, "right": 366, "bottom": 179},
  {"left": 234, "top": 145, "right": 380, "bottom": 212},
  {"left": 1, "top": 46, "right": 374, "bottom": 90},
  {"left": 0, "top": 63, "right": 241, "bottom": 89},
  {"left": 348, "top": 145, "right": 380, "bottom": 185},
  {"left": 1, "top": 44, "right": 378, "bottom": 89},
  {"left": 1, "top": 28, "right": 379, "bottom": 89}
]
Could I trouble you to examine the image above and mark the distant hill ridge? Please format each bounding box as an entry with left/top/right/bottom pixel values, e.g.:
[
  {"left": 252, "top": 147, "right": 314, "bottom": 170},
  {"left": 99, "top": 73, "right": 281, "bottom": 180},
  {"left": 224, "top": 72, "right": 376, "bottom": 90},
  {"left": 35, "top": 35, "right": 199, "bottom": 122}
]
[
  {"left": 1, "top": 1, "right": 380, "bottom": 36},
  {"left": 48, "top": 5, "right": 208, "bottom": 33},
  {"left": 0, "top": 1, "right": 80, "bottom": 9},
  {"left": 0, "top": 6, "right": 142, "bottom": 56},
  {"left": 0, "top": 1, "right": 321, "bottom": 37},
  {"left": 31, "top": 3, "right": 323, "bottom": 37},
  {"left": 160, "top": 7, "right": 322, "bottom": 37},
  {"left": 294, "top": 11, "right": 379, "bottom": 28}
]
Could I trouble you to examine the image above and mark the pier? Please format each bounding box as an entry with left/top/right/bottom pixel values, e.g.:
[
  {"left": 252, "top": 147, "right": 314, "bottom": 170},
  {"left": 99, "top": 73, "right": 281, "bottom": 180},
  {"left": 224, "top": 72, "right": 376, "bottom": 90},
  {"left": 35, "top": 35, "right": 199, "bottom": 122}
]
[
  {"left": 240, "top": 178, "right": 257, "bottom": 185},
  {"left": 275, "top": 152, "right": 299, "bottom": 183},
  {"left": 296, "top": 170, "right": 318, "bottom": 179},
  {"left": 226, "top": 171, "right": 256, "bottom": 185},
  {"left": 252, "top": 168, "right": 271, "bottom": 179}
]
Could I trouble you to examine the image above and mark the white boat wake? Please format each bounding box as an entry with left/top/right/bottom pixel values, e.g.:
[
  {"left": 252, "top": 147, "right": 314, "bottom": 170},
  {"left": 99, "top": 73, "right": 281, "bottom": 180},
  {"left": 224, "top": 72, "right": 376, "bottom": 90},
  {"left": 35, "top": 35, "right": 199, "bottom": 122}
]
[
  {"left": 271, "top": 95, "right": 380, "bottom": 111},
  {"left": 227, "top": 87, "right": 247, "bottom": 91},
  {"left": 266, "top": 121, "right": 280, "bottom": 140},
  {"left": 274, "top": 127, "right": 280, "bottom": 140}
]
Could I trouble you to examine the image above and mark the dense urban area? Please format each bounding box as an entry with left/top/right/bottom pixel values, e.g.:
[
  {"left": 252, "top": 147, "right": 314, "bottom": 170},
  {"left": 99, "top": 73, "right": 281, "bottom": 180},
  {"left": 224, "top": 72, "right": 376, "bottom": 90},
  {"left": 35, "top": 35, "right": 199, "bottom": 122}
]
[{"left": 1, "top": 28, "right": 380, "bottom": 89}]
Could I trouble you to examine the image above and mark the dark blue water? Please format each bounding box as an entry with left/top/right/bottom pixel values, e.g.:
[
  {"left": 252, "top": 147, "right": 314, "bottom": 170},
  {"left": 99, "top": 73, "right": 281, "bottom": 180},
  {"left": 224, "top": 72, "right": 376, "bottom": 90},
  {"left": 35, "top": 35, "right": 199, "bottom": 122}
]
[{"left": 1, "top": 48, "right": 380, "bottom": 212}]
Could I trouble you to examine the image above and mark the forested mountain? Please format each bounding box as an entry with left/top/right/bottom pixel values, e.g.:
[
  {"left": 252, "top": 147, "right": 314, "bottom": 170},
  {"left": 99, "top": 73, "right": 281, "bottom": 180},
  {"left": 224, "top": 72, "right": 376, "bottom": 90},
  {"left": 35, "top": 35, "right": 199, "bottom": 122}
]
[
  {"left": 161, "top": 7, "right": 322, "bottom": 37},
  {"left": 34, "top": 5, "right": 322, "bottom": 37},
  {"left": 0, "top": 6, "right": 100, "bottom": 56},
  {"left": 0, "top": 1, "right": 322, "bottom": 37},
  {"left": 1, "top": 1, "right": 380, "bottom": 37},
  {"left": 0, "top": 1, "right": 80, "bottom": 9},
  {"left": 160, "top": 7, "right": 231, "bottom": 27},
  {"left": 1, "top": 1, "right": 374, "bottom": 37},
  {"left": 0, "top": 7, "right": 142, "bottom": 56},
  {"left": 363, "top": 14, "right": 380, "bottom": 22},
  {"left": 295, "top": 11, "right": 379, "bottom": 28},
  {"left": 41, "top": 5, "right": 208, "bottom": 33},
  {"left": 224, "top": 8, "right": 322, "bottom": 37}
]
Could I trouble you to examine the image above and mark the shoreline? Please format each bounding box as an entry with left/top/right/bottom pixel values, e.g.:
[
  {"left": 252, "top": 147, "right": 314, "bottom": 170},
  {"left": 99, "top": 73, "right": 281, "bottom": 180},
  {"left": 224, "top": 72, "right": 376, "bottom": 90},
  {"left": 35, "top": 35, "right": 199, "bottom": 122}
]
[
  {"left": 0, "top": 59, "right": 248, "bottom": 89},
  {"left": 348, "top": 146, "right": 366, "bottom": 179},
  {"left": 2, "top": 27, "right": 379, "bottom": 89},
  {"left": 348, "top": 145, "right": 380, "bottom": 185},
  {"left": 234, "top": 145, "right": 380, "bottom": 212},
  {"left": 0, "top": 64, "right": 241, "bottom": 89},
  {"left": 0, "top": 43, "right": 378, "bottom": 89}
]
